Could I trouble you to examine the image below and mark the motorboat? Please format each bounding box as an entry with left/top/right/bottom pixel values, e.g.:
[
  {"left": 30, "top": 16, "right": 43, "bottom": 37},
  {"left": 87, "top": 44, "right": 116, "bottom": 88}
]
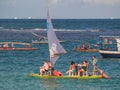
[{"left": 98, "top": 36, "right": 120, "bottom": 58}]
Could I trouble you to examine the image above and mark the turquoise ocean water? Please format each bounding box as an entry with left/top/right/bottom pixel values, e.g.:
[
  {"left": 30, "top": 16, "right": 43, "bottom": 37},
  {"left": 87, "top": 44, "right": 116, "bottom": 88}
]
[{"left": 0, "top": 19, "right": 120, "bottom": 90}]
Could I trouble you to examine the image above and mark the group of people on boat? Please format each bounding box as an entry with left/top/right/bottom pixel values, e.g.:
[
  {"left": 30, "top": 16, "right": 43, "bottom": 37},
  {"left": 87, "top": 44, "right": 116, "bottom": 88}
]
[
  {"left": 66, "top": 56, "right": 98, "bottom": 76},
  {"left": 39, "top": 56, "right": 98, "bottom": 77},
  {"left": 74, "top": 43, "right": 94, "bottom": 51},
  {"left": 74, "top": 44, "right": 87, "bottom": 51}
]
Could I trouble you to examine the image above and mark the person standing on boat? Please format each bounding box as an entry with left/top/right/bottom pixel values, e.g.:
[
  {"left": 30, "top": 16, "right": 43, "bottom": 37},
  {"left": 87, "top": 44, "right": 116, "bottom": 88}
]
[{"left": 92, "top": 56, "right": 98, "bottom": 75}]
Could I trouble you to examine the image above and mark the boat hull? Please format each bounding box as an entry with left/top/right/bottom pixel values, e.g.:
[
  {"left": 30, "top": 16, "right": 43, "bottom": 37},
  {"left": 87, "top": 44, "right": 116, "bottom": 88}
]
[
  {"left": 73, "top": 49, "right": 98, "bottom": 52},
  {"left": 0, "top": 47, "right": 38, "bottom": 51},
  {"left": 99, "top": 50, "right": 120, "bottom": 58},
  {"left": 29, "top": 73, "right": 102, "bottom": 79},
  {"left": 32, "top": 40, "right": 65, "bottom": 44}
]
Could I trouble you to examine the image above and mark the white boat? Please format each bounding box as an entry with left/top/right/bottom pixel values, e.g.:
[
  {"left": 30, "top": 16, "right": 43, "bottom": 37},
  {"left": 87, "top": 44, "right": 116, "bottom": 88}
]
[
  {"left": 32, "top": 38, "right": 65, "bottom": 44},
  {"left": 31, "top": 32, "right": 65, "bottom": 44},
  {"left": 98, "top": 36, "right": 120, "bottom": 58}
]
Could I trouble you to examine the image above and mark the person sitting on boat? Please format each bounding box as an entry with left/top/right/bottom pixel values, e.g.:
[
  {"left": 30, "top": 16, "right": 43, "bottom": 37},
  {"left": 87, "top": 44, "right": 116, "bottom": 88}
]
[
  {"left": 92, "top": 56, "right": 98, "bottom": 75},
  {"left": 39, "top": 60, "right": 50, "bottom": 76},
  {"left": 66, "top": 61, "right": 78, "bottom": 76},
  {"left": 25, "top": 44, "right": 30, "bottom": 48},
  {"left": 48, "top": 61, "right": 55, "bottom": 76},
  {"left": 77, "top": 65, "right": 84, "bottom": 76},
  {"left": 81, "top": 44, "right": 87, "bottom": 50},
  {"left": 74, "top": 46, "right": 81, "bottom": 51},
  {"left": 78, "top": 60, "right": 89, "bottom": 76},
  {"left": 88, "top": 44, "right": 92, "bottom": 49}
]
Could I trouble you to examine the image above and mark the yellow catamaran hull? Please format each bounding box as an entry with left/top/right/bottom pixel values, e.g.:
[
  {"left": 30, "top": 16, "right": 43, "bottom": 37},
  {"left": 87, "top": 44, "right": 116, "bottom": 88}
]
[{"left": 29, "top": 73, "right": 102, "bottom": 79}]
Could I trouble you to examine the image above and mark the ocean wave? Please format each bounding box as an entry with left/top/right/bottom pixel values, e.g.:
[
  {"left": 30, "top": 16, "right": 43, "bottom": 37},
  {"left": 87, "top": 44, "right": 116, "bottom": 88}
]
[
  {"left": 0, "top": 28, "right": 118, "bottom": 33},
  {"left": 32, "top": 28, "right": 100, "bottom": 32}
]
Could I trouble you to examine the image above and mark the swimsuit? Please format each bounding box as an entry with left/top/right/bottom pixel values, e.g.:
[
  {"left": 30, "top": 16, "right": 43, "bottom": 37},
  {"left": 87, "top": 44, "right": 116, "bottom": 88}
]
[
  {"left": 72, "top": 69, "right": 76, "bottom": 73},
  {"left": 82, "top": 66, "right": 87, "bottom": 71}
]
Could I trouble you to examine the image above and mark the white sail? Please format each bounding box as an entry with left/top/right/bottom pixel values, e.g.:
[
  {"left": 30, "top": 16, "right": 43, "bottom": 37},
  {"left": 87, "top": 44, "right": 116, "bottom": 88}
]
[{"left": 46, "top": 9, "right": 66, "bottom": 66}]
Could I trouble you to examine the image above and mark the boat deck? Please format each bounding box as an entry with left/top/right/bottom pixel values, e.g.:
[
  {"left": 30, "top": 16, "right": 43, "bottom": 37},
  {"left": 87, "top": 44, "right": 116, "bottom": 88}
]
[{"left": 29, "top": 73, "right": 102, "bottom": 79}]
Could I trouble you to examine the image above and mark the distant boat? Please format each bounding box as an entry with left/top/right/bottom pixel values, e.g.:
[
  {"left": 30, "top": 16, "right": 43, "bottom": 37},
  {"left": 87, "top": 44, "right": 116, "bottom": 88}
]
[
  {"left": 73, "top": 48, "right": 98, "bottom": 52},
  {"left": 31, "top": 32, "right": 65, "bottom": 44},
  {"left": 98, "top": 36, "right": 120, "bottom": 58},
  {"left": 0, "top": 42, "right": 38, "bottom": 51},
  {"left": 73, "top": 44, "right": 98, "bottom": 52},
  {"left": 32, "top": 38, "right": 65, "bottom": 44}
]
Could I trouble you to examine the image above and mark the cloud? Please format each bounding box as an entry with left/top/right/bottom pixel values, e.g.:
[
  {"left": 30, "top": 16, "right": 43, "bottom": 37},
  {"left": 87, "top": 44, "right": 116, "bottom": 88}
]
[
  {"left": 46, "top": 0, "right": 59, "bottom": 5},
  {"left": 51, "top": 0, "right": 58, "bottom": 4},
  {"left": 81, "top": 0, "right": 120, "bottom": 5},
  {"left": 55, "top": 0, "right": 120, "bottom": 5}
]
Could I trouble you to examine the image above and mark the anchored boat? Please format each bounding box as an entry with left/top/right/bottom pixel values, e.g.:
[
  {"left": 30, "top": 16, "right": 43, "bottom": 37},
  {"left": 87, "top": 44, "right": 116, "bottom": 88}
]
[
  {"left": 31, "top": 32, "right": 65, "bottom": 44},
  {"left": 73, "top": 48, "right": 98, "bottom": 52},
  {"left": 0, "top": 42, "right": 38, "bottom": 51},
  {"left": 32, "top": 38, "right": 65, "bottom": 44},
  {"left": 98, "top": 36, "right": 120, "bottom": 58}
]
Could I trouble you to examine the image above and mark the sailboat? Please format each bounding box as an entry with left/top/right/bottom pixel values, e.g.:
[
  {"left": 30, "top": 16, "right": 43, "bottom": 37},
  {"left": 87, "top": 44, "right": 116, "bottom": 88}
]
[
  {"left": 29, "top": 9, "right": 104, "bottom": 79},
  {"left": 46, "top": 9, "right": 67, "bottom": 66}
]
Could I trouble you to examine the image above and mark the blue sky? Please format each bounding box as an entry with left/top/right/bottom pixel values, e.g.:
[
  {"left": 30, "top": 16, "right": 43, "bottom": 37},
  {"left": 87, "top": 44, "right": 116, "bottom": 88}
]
[{"left": 0, "top": 0, "right": 120, "bottom": 19}]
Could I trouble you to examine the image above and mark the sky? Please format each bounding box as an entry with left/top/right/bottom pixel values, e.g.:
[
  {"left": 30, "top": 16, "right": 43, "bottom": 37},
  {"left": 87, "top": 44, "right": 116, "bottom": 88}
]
[{"left": 0, "top": 0, "right": 120, "bottom": 19}]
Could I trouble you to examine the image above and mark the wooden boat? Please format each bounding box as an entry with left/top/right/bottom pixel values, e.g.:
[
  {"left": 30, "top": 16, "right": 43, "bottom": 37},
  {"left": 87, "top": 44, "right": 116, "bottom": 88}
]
[
  {"left": 98, "top": 36, "right": 120, "bottom": 58},
  {"left": 0, "top": 42, "right": 38, "bottom": 51},
  {"left": 29, "top": 73, "right": 102, "bottom": 79},
  {"left": 73, "top": 48, "right": 98, "bottom": 52}
]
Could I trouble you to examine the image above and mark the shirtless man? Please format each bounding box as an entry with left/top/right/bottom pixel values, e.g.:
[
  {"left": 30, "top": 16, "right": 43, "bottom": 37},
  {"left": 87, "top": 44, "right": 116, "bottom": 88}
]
[{"left": 66, "top": 61, "right": 78, "bottom": 76}]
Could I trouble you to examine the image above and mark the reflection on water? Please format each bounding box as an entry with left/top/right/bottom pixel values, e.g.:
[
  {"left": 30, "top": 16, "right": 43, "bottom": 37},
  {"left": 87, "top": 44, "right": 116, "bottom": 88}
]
[{"left": 39, "top": 79, "right": 60, "bottom": 90}]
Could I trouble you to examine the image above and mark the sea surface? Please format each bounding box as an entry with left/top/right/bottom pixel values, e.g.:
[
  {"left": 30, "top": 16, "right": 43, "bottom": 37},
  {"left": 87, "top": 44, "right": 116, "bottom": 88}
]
[{"left": 0, "top": 19, "right": 120, "bottom": 90}]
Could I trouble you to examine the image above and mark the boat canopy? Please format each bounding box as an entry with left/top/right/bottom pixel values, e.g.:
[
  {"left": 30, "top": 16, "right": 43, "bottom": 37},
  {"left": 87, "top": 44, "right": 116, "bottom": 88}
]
[
  {"left": 115, "top": 38, "right": 120, "bottom": 51},
  {"left": 99, "top": 36, "right": 119, "bottom": 38}
]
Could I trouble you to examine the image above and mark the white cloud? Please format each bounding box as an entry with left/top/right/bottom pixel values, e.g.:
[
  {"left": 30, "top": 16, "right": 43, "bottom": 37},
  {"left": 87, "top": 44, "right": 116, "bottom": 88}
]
[
  {"left": 46, "top": 0, "right": 59, "bottom": 5},
  {"left": 81, "top": 0, "right": 120, "bottom": 5},
  {"left": 56, "top": 0, "right": 120, "bottom": 5},
  {"left": 51, "top": 0, "right": 58, "bottom": 4}
]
